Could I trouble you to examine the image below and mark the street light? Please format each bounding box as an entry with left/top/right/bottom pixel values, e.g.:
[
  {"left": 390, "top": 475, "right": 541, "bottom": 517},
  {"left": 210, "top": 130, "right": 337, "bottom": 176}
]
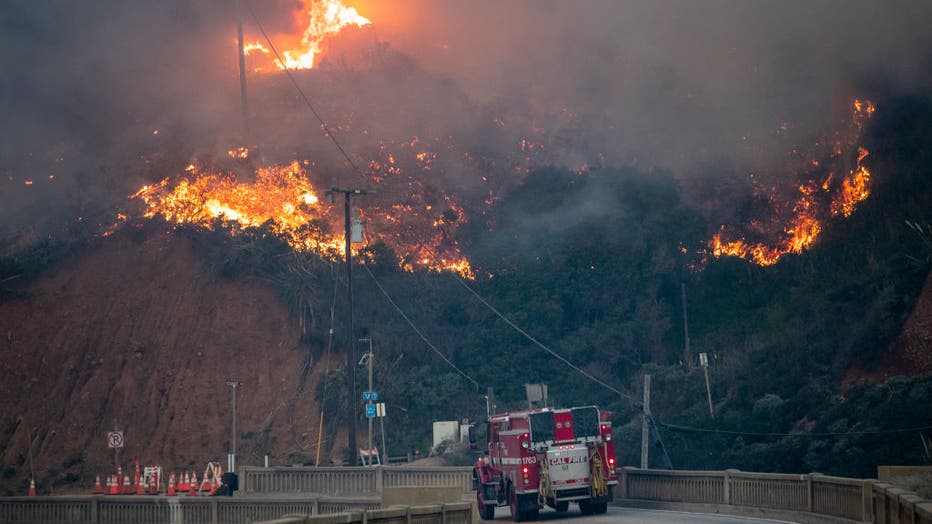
[{"left": 225, "top": 380, "right": 240, "bottom": 473}]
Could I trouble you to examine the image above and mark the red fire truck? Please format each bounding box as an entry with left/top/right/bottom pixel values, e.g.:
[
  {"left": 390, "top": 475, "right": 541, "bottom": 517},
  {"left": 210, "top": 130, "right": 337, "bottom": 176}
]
[{"left": 472, "top": 405, "right": 617, "bottom": 521}]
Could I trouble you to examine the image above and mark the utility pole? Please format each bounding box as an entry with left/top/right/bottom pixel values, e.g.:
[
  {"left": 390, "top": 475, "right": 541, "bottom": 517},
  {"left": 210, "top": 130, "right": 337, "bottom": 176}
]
[
  {"left": 226, "top": 380, "right": 240, "bottom": 473},
  {"left": 682, "top": 282, "right": 691, "bottom": 368},
  {"left": 235, "top": 0, "right": 249, "bottom": 139},
  {"left": 360, "top": 338, "right": 373, "bottom": 466},
  {"left": 325, "top": 187, "right": 371, "bottom": 465},
  {"left": 700, "top": 353, "right": 714, "bottom": 418},
  {"left": 641, "top": 375, "right": 651, "bottom": 469}
]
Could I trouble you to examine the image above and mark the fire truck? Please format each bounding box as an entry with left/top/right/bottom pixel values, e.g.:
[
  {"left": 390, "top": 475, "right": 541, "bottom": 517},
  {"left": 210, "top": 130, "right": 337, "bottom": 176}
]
[{"left": 472, "top": 405, "right": 617, "bottom": 521}]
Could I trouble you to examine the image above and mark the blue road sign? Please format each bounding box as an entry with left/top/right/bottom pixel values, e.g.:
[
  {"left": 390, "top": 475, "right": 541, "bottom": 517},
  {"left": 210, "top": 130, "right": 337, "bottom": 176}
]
[
  {"left": 363, "top": 391, "right": 379, "bottom": 401},
  {"left": 366, "top": 404, "right": 376, "bottom": 418}
]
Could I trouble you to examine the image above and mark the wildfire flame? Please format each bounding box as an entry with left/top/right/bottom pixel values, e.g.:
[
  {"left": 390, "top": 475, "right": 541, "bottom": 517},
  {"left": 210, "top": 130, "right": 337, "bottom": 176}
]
[
  {"left": 244, "top": 0, "right": 370, "bottom": 71},
  {"left": 130, "top": 161, "right": 474, "bottom": 278},
  {"left": 707, "top": 99, "right": 875, "bottom": 266}
]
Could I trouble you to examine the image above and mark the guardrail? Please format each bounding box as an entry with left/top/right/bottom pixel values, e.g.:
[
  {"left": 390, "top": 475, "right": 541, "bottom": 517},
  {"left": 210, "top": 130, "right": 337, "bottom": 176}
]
[
  {"left": 256, "top": 502, "right": 474, "bottom": 524},
  {"left": 618, "top": 467, "right": 932, "bottom": 524},
  {"left": 0, "top": 494, "right": 380, "bottom": 524},
  {"left": 240, "top": 466, "right": 474, "bottom": 497}
]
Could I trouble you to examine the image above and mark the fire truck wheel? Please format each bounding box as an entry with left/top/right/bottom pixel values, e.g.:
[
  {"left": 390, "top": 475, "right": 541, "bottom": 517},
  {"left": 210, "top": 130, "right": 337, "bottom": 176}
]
[
  {"left": 509, "top": 487, "right": 522, "bottom": 522},
  {"left": 593, "top": 501, "right": 608, "bottom": 514},
  {"left": 477, "top": 490, "right": 495, "bottom": 520},
  {"left": 555, "top": 501, "right": 569, "bottom": 512}
]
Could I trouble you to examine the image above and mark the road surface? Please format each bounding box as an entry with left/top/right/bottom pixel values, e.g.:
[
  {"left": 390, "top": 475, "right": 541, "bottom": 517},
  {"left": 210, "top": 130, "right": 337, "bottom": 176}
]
[{"left": 481, "top": 505, "right": 791, "bottom": 524}]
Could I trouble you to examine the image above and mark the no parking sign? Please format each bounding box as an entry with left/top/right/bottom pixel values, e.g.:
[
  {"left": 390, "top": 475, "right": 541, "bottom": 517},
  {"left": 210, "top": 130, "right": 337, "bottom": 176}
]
[{"left": 107, "top": 431, "right": 124, "bottom": 449}]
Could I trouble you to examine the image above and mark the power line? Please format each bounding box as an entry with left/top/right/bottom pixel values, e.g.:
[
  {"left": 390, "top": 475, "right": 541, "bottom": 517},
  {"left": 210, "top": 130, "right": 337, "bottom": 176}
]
[
  {"left": 244, "top": 1, "right": 363, "bottom": 175},
  {"left": 657, "top": 421, "right": 932, "bottom": 437},
  {"left": 361, "top": 262, "right": 479, "bottom": 390},
  {"left": 451, "top": 273, "right": 642, "bottom": 407}
]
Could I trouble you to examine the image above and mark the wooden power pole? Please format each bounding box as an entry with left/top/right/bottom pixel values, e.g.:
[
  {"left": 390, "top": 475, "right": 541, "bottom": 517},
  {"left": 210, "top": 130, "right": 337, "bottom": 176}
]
[
  {"left": 641, "top": 374, "right": 651, "bottom": 469},
  {"left": 325, "top": 187, "right": 371, "bottom": 465}
]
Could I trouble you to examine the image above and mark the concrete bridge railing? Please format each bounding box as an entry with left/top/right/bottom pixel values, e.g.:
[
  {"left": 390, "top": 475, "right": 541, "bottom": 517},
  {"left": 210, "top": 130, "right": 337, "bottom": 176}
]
[
  {"left": 0, "top": 494, "right": 380, "bottom": 524},
  {"left": 257, "top": 502, "right": 474, "bottom": 524},
  {"left": 618, "top": 467, "right": 932, "bottom": 524},
  {"left": 239, "top": 466, "right": 474, "bottom": 497}
]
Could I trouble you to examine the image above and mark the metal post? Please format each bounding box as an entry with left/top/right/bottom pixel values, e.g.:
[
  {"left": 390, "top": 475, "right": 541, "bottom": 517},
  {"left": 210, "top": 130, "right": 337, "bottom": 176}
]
[
  {"left": 682, "top": 282, "right": 691, "bottom": 367},
  {"left": 226, "top": 380, "right": 240, "bottom": 473},
  {"left": 640, "top": 375, "right": 651, "bottom": 469},
  {"left": 360, "top": 338, "right": 373, "bottom": 466},
  {"left": 379, "top": 406, "right": 387, "bottom": 464}
]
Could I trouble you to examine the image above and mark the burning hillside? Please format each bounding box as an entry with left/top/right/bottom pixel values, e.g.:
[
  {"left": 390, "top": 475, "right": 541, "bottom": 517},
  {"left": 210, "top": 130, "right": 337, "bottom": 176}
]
[
  {"left": 705, "top": 99, "right": 876, "bottom": 266},
  {"left": 241, "top": 0, "right": 371, "bottom": 72},
  {"left": 130, "top": 159, "right": 474, "bottom": 278}
]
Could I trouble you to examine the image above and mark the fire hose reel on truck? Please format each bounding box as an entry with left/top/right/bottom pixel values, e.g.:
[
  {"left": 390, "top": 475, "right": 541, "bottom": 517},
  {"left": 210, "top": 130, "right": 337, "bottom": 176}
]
[{"left": 474, "top": 405, "right": 617, "bottom": 521}]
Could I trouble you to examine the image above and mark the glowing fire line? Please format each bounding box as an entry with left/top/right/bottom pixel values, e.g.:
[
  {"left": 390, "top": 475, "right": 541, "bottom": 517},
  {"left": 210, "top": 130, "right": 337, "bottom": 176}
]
[
  {"left": 130, "top": 161, "right": 474, "bottom": 278},
  {"left": 706, "top": 99, "right": 875, "bottom": 266},
  {"left": 243, "top": 0, "right": 370, "bottom": 71}
]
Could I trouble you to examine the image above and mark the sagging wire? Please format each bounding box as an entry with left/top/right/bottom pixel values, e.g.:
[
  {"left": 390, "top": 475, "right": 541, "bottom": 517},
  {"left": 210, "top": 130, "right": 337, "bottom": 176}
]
[
  {"left": 244, "top": 1, "right": 363, "bottom": 176},
  {"left": 361, "top": 262, "right": 480, "bottom": 390},
  {"left": 451, "top": 273, "right": 641, "bottom": 407}
]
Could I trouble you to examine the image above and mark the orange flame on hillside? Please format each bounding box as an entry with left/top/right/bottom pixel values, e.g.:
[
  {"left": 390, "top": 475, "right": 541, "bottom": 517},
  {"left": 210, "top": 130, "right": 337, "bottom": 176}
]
[
  {"left": 707, "top": 99, "right": 875, "bottom": 266},
  {"left": 244, "top": 0, "right": 370, "bottom": 71},
  {"left": 130, "top": 161, "right": 474, "bottom": 278}
]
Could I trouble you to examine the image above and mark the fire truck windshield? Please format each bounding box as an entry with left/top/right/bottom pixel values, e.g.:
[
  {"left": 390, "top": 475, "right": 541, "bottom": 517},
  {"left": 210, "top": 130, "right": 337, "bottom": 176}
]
[
  {"left": 571, "top": 406, "right": 600, "bottom": 438},
  {"left": 529, "top": 411, "right": 555, "bottom": 442}
]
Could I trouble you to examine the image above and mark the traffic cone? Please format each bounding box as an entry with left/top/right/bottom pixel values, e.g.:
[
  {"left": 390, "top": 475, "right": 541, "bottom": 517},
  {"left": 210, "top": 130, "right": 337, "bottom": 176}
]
[
  {"left": 109, "top": 475, "right": 120, "bottom": 495},
  {"left": 167, "top": 472, "right": 176, "bottom": 496},
  {"left": 200, "top": 470, "right": 210, "bottom": 492},
  {"left": 93, "top": 475, "right": 103, "bottom": 494},
  {"left": 134, "top": 461, "right": 142, "bottom": 494},
  {"left": 135, "top": 474, "right": 146, "bottom": 496},
  {"left": 188, "top": 472, "right": 198, "bottom": 496},
  {"left": 122, "top": 474, "right": 133, "bottom": 495},
  {"left": 28, "top": 478, "right": 36, "bottom": 496}
]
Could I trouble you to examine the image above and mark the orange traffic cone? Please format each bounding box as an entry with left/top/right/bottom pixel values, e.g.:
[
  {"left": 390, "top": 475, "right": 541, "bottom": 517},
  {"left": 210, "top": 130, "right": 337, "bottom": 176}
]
[
  {"left": 93, "top": 475, "right": 104, "bottom": 494},
  {"left": 134, "top": 462, "right": 142, "bottom": 495},
  {"left": 180, "top": 472, "right": 188, "bottom": 492},
  {"left": 122, "top": 474, "right": 133, "bottom": 495},
  {"left": 28, "top": 478, "right": 36, "bottom": 496},
  {"left": 188, "top": 472, "right": 198, "bottom": 496},
  {"left": 109, "top": 475, "right": 120, "bottom": 495},
  {"left": 167, "top": 472, "right": 176, "bottom": 496},
  {"left": 200, "top": 471, "right": 210, "bottom": 492}
]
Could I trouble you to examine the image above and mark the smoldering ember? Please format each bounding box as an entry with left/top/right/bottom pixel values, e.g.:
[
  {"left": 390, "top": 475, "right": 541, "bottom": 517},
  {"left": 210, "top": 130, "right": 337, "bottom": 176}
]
[{"left": 1, "top": 1, "right": 931, "bottom": 522}]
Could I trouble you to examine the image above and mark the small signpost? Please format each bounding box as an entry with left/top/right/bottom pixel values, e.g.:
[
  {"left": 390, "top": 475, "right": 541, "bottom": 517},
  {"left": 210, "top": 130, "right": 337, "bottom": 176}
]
[
  {"left": 107, "top": 431, "right": 125, "bottom": 449},
  {"left": 362, "top": 391, "right": 379, "bottom": 401},
  {"left": 108, "top": 428, "right": 124, "bottom": 472},
  {"left": 366, "top": 404, "right": 377, "bottom": 418}
]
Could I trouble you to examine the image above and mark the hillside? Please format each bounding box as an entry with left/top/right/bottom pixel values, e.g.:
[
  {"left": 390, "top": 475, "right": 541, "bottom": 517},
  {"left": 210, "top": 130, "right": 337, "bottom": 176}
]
[{"left": 0, "top": 231, "right": 335, "bottom": 495}]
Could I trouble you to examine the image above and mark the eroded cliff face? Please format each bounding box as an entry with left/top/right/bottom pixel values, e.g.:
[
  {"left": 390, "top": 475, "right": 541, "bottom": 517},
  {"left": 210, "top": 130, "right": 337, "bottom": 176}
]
[
  {"left": 0, "top": 231, "right": 335, "bottom": 495},
  {"left": 842, "top": 269, "right": 932, "bottom": 392}
]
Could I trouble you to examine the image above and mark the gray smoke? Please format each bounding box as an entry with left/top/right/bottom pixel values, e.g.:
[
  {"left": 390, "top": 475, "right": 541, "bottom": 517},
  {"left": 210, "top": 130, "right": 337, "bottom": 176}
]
[{"left": 2, "top": 0, "right": 931, "bottom": 247}]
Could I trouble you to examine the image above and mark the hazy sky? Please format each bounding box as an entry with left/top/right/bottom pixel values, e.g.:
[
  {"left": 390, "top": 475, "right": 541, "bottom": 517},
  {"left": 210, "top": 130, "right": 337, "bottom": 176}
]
[{"left": 2, "top": 1, "right": 931, "bottom": 239}]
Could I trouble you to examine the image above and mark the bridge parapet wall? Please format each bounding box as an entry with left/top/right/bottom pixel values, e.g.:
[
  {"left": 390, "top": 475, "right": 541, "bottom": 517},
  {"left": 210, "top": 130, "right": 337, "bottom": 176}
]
[
  {"left": 239, "top": 466, "right": 473, "bottom": 497},
  {"left": 619, "top": 467, "right": 932, "bottom": 524}
]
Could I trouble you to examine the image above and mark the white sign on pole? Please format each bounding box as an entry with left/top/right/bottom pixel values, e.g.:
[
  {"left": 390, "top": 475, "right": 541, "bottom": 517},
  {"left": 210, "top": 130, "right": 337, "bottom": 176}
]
[
  {"left": 699, "top": 352, "right": 709, "bottom": 368},
  {"left": 107, "top": 431, "right": 125, "bottom": 449},
  {"left": 376, "top": 403, "right": 386, "bottom": 417}
]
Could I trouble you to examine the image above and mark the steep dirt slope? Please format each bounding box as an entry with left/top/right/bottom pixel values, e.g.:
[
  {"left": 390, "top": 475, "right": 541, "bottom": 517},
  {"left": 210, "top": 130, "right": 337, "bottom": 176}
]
[
  {"left": 0, "top": 231, "right": 336, "bottom": 495},
  {"left": 842, "top": 269, "right": 932, "bottom": 391}
]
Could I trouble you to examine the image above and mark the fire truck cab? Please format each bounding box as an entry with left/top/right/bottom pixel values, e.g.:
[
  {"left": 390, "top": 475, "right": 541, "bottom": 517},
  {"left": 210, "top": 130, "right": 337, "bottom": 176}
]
[{"left": 473, "top": 405, "right": 617, "bottom": 521}]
